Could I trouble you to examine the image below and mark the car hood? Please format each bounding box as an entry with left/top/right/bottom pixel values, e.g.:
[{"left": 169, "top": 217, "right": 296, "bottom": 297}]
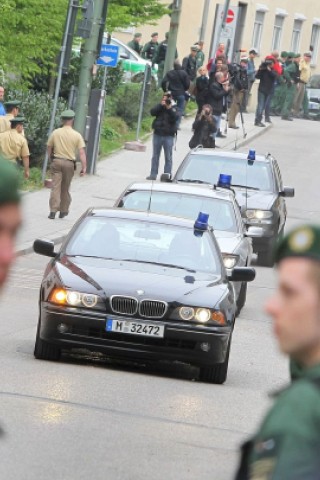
[
  {"left": 54, "top": 255, "right": 227, "bottom": 307},
  {"left": 234, "top": 189, "right": 276, "bottom": 210},
  {"left": 214, "top": 231, "right": 241, "bottom": 255}
]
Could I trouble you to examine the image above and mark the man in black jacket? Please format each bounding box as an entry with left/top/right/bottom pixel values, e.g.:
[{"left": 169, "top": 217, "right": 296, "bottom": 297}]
[
  {"left": 147, "top": 93, "right": 178, "bottom": 180},
  {"left": 182, "top": 46, "right": 198, "bottom": 93},
  {"left": 254, "top": 58, "right": 277, "bottom": 127},
  {"left": 162, "top": 60, "right": 190, "bottom": 127},
  {"left": 206, "top": 71, "right": 230, "bottom": 140}
]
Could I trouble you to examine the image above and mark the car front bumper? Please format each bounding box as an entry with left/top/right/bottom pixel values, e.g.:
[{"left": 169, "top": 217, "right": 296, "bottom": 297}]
[{"left": 39, "top": 304, "right": 231, "bottom": 367}]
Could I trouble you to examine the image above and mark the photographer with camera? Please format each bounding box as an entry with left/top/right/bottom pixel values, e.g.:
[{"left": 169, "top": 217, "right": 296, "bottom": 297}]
[
  {"left": 189, "top": 104, "right": 216, "bottom": 149},
  {"left": 254, "top": 56, "right": 277, "bottom": 127},
  {"left": 162, "top": 60, "right": 190, "bottom": 128},
  {"left": 228, "top": 57, "right": 249, "bottom": 129},
  {"left": 146, "top": 92, "right": 178, "bottom": 181}
]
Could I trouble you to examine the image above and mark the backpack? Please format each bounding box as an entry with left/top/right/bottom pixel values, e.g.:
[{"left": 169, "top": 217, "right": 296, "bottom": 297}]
[{"left": 234, "top": 68, "right": 248, "bottom": 91}]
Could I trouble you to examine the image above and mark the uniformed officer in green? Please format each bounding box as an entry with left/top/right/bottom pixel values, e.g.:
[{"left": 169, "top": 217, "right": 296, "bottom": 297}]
[
  {"left": 47, "top": 110, "right": 87, "bottom": 219},
  {"left": 271, "top": 51, "right": 288, "bottom": 116},
  {"left": 127, "top": 33, "right": 143, "bottom": 55},
  {"left": 281, "top": 53, "right": 299, "bottom": 121},
  {"left": 0, "top": 100, "right": 20, "bottom": 134},
  {"left": 0, "top": 116, "right": 30, "bottom": 179},
  {"left": 141, "top": 32, "right": 158, "bottom": 62},
  {"left": 235, "top": 224, "right": 320, "bottom": 479}
]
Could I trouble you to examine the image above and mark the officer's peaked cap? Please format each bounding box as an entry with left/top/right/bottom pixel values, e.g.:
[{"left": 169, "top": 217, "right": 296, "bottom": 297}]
[
  {"left": 61, "top": 109, "right": 75, "bottom": 119},
  {"left": 275, "top": 225, "right": 320, "bottom": 264}
]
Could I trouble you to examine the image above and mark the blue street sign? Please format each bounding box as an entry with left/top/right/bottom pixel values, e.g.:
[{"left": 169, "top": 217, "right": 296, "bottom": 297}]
[{"left": 97, "top": 44, "right": 119, "bottom": 68}]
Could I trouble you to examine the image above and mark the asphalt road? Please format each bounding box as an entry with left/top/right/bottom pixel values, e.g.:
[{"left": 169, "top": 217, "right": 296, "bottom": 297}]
[{"left": 1, "top": 117, "right": 319, "bottom": 480}]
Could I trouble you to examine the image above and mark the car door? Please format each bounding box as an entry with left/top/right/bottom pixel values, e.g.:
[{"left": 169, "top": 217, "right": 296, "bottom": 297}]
[{"left": 273, "top": 159, "right": 286, "bottom": 233}]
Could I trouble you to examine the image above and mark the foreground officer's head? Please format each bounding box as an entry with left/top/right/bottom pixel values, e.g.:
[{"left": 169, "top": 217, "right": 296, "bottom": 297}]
[
  {"left": 61, "top": 109, "right": 75, "bottom": 125},
  {"left": 266, "top": 225, "right": 320, "bottom": 367},
  {"left": 0, "top": 158, "right": 21, "bottom": 289}
]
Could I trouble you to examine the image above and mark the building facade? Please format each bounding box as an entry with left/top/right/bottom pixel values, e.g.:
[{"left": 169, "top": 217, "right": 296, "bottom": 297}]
[{"left": 115, "top": 0, "right": 320, "bottom": 73}]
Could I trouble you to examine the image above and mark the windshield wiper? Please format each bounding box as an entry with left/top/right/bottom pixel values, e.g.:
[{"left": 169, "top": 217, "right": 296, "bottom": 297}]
[
  {"left": 120, "top": 258, "right": 196, "bottom": 273},
  {"left": 178, "top": 179, "right": 212, "bottom": 185},
  {"left": 231, "top": 184, "right": 260, "bottom": 191}
]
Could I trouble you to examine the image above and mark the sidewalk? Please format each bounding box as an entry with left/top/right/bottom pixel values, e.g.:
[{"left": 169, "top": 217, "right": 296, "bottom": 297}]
[{"left": 17, "top": 111, "right": 272, "bottom": 255}]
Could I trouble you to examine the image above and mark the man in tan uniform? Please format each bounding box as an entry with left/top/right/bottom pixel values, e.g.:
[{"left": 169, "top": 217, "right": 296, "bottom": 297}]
[
  {"left": 292, "top": 51, "right": 312, "bottom": 117},
  {"left": 0, "top": 100, "right": 20, "bottom": 133},
  {"left": 47, "top": 109, "right": 86, "bottom": 219},
  {"left": 0, "top": 116, "right": 30, "bottom": 179}
]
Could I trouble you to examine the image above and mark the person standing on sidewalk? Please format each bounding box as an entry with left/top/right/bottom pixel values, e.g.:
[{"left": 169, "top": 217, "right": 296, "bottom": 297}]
[
  {"left": 195, "top": 66, "right": 209, "bottom": 113},
  {"left": 47, "top": 110, "right": 86, "bottom": 220},
  {"left": 0, "top": 157, "right": 21, "bottom": 290},
  {"left": 235, "top": 224, "right": 320, "bottom": 479},
  {"left": 292, "top": 52, "right": 312, "bottom": 118},
  {"left": 0, "top": 116, "right": 30, "bottom": 179},
  {"left": 182, "top": 46, "right": 198, "bottom": 94},
  {"left": 0, "top": 86, "right": 5, "bottom": 116},
  {"left": 228, "top": 58, "right": 248, "bottom": 129},
  {"left": 206, "top": 71, "right": 230, "bottom": 141},
  {"left": 127, "top": 33, "right": 143, "bottom": 55},
  {"left": 281, "top": 53, "right": 299, "bottom": 121},
  {"left": 254, "top": 57, "right": 277, "bottom": 127},
  {"left": 141, "top": 33, "right": 158, "bottom": 61},
  {"left": 146, "top": 93, "right": 178, "bottom": 181},
  {"left": 0, "top": 100, "right": 20, "bottom": 134},
  {"left": 161, "top": 60, "right": 190, "bottom": 127},
  {"left": 242, "top": 49, "right": 258, "bottom": 112},
  {"left": 195, "top": 41, "right": 205, "bottom": 69}
]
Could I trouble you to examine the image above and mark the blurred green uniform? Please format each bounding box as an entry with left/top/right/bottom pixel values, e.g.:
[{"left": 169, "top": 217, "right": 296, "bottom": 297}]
[{"left": 236, "top": 364, "right": 320, "bottom": 479}]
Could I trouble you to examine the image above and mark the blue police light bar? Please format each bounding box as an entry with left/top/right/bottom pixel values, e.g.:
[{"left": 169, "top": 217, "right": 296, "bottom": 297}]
[
  {"left": 217, "top": 173, "right": 232, "bottom": 189},
  {"left": 247, "top": 149, "right": 256, "bottom": 161},
  {"left": 194, "top": 212, "right": 209, "bottom": 231}
]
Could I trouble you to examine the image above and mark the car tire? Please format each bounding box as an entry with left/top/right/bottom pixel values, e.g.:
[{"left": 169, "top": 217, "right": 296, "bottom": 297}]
[
  {"left": 258, "top": 237, "right": 276, "bottom": 267},
  {"left": 199, "top": 337, "right": 231, "bottom": 384},
  {"left": 236, "top": 281, "right": 247, "bottom": 316},
  {"left": 34, "top": 320, "right": 61, "bottom": 361}
]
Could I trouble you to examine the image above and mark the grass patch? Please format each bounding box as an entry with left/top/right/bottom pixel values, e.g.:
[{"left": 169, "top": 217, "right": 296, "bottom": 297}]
[{"left": 19, "top": 166, "right": 43, "bottom": 191}]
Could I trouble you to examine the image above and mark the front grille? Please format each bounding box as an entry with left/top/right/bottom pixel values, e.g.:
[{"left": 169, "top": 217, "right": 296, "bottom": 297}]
[
  {"left": 139, "top": 300, "right": 167, "bottom": 319},
  {"left": 110, "top": 296, "right": 138, "bottom": 316}
]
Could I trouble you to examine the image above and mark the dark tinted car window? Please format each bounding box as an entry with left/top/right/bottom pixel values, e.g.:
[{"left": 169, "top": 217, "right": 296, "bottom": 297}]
[
  {"left": 120, "top": 191, "right": 238, "bottom": 233},
  {"left": 178, "top": 155, "right": 273, "bottom": 191}
]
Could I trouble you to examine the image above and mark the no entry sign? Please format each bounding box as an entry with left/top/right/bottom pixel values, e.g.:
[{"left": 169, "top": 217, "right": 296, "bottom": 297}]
[{"left": 226, "top": 9, "right": 235, "bottom": 23}]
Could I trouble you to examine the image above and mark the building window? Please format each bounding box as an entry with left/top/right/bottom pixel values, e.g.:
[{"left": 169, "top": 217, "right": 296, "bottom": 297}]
[
  {"left": 252, "top": 11, "right": 265, "bottom": 51},
  {"left": 310, "top": 24, "right": 320, "bottom": 65},
  {"left": 272, "top": 15, "right": 284, "bottom": 51},
  {"left": 291, "top": 20, "right": 303, "bottom": 53}
]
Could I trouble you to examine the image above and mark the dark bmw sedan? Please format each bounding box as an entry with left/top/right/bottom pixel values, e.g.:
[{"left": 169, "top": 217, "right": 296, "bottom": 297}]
[
  {"left": 171, "top": 148, "right": 295, "bottom": 266},
  {"left": 33, "top": 208, "right": 255, "bottom": 384}
]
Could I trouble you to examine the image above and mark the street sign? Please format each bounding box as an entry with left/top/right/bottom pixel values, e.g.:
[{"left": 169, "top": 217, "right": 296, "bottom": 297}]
[
  {"left": 226, "top": 9, "right": 235, "bottom": 23},
  {"left": 97, "top": 44, "right": 119, "bottom": 67}
]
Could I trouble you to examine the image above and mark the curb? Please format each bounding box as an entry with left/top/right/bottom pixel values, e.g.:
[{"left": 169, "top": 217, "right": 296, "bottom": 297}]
[{"left": 222, "top": 123, "right": 273, "bottom": 151}]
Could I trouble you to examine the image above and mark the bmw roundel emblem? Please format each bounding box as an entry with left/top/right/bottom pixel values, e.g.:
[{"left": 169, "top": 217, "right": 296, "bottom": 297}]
[{"left": 137, "top": 289, "right": 144, "bottom": 296}]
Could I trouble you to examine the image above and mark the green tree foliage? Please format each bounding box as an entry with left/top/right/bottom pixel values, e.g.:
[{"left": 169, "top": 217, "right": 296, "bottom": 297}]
[
  {"left": 107, "top": 0, "right": 169, "bottom": 32},
  {"left": 0, "top": 0, "right": 168, "bottom": 83},
  {"left": 0, "top": 0, "right": 67, "bottom": 80}
]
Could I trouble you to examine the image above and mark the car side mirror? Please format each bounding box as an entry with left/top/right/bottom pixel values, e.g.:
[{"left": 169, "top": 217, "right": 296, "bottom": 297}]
[
  {"left": 228, "top": 267, "right": 256, "bottom": 282},
  {"left": 280, "top": 186, "right": 295, "bottom": 198},
  {"left": 160, "top": 173, "right": 172, "bottom": 183},
  {"left": 33, "top": 239, "right": 57, "bottom": 258},
  {"left": 245, "top": 226, "right": 264, "bottom": 238},
  {"left": 120, "top": 53, "right": 129, "bottom": 59}
]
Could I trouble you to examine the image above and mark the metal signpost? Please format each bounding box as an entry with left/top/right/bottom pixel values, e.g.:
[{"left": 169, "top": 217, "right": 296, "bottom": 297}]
[{"left": 89, "top": 44, "right": 119, "bottom": 174}]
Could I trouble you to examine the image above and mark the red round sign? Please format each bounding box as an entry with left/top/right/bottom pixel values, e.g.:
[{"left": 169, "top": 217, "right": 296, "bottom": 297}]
[{"left": 226, "top": 9, "right": 235, "bottom": 23}]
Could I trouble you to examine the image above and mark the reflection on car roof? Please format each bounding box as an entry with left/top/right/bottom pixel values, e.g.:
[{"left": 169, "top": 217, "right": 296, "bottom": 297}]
[{"left": 189, "top": 149, "right": 272, "bottom": 164}]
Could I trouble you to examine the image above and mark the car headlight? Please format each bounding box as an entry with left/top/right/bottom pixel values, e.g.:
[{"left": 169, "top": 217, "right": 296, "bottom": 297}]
[
  {"left": 49, "top": 288, "right": 100, "bottom": 309},
  {"left": 175, "top": 307, "right": 226, "bottom": 325},
  {"left": 222, "top": 254, "right": 239, "bottom": 269},
  {"left": 245, "top": 209, "right": 273, "bottom": 220}
]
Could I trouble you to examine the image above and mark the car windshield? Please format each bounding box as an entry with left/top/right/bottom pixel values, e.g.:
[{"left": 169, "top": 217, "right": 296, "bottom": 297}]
[
  {"left": 120, "top": 191, "right": 239, "bottom": 233},
  {"left": 177, "top": 155, "right": 273, "bottom": 191},
  {"left": 65, "top": 217, "right": 221, "bottom": 275}
]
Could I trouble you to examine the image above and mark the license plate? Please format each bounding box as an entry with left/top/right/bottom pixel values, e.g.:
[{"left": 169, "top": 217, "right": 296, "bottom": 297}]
[{"left": 106, "top": 319, "right": 165, "bottom": 338}]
